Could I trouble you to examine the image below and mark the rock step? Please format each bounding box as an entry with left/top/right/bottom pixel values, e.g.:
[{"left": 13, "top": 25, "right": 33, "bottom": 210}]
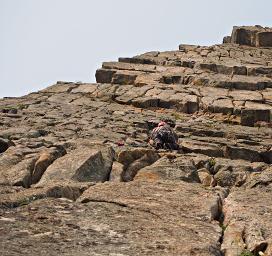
[
  {"left": 108, "top": 58, "right": 272, "bottom": 78},
  {"left": 41, "top": 81, "right": 271, "bottom": 127},
  {"left": 189, "top": 73, "right": 272, "bottom": 91},
  {"left": 96, "top": 64, "right": 272, "bottom": 91},
  {"left": 98, "top": 64, "right": 272, "bottom": 103},
  {"left": 175, "top": 120, "right": 272, "bottom": 141},
  {"left": 65, "top": 82, "right": 272, "bottom": 126},
  {"left": 180, "top": 138, "right": 270, "bottom": 163},
  {"left": 119, "top": 45, "right": 272, "bottom": 69},
  {"left": 180, "top": 43, "right": 272, "bottom": 64},
  {"left": 198, "top": 62, "right": 272, "bottom": 77},
  {"left": 119, "top": 56, "right": 198, "bottom": 68},
  {"left": 113, "top": 86, "right": 271, "bottom": 125},
  {"left": 0, "top": 183, "right": 91, "bottom": 208}
]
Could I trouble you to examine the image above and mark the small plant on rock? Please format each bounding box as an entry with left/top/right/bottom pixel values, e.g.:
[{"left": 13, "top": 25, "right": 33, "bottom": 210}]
[
  {"left": 239, "top": 251, "right": 255, "bottom": 256},
  {"left": 219, "top": 223, "right": 228, "bottom": 232},
  {"left": 209, "top": 157, "right": 216, "bottom": 167}
]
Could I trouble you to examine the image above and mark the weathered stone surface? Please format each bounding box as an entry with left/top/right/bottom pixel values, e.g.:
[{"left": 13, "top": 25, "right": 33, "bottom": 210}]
[
  {"left": 224, "top": 145, "right": 263, "bottom": 162},
  {"left": 198, "top": 168, "right": 215, "bottom": 186},
  {"left": 134, "top": 155, "right": 200, "bottom": 182},
  {"left": 222, "top": 185, "right": 272, "bottom": 255},
  {"left": 0, "top": 181, "right": 222, "bottom": 256},
  {"left": 0, "top": 182, "right": 91, "bottom": 208},
  {"left": 181, "top": 139, "right": 224, "bottom": 158},
  {"left": 76, "top": 181, "right": 223, "bottom": 255},
  {"left": 36, "top": 146, "right": 113, "bottom": 187},
  {"left": 244, "top": 167, "right": 272, "bottom": 188},
  {"left": 117, "top": 148, "right": 159, "bottom": 168},
  {"left": 0, "top": 146, "right": 41, "bottom": 187},
  {"left": 31, "top": 146, "right": 66, "bottom": 184},
  {"left": 109, "top": 161, "right": 124, "bottom": 182},
  {"left": 214, "top": 166, "right": 248, "bottom": 187}
]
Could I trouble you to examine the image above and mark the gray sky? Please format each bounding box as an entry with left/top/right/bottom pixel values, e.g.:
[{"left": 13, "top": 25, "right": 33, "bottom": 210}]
[{"left": 1, "top": 0, "right": 272, "bottom": 98}]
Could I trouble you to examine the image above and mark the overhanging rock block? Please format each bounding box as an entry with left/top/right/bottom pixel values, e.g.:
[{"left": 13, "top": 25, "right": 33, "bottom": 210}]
[{"left": 230, "top": 25, "right": 272, "bottom": 47}]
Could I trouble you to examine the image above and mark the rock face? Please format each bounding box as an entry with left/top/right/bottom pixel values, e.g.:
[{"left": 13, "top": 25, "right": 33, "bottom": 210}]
[
  {"left": 0, "top": 26, "right": 272, "bottom": 255},
  {"left": 222, "top": 181, "right": 272, "bottom": 256},
  {"left": 228, "top": 25, "right": 272, "bottom": 47}
]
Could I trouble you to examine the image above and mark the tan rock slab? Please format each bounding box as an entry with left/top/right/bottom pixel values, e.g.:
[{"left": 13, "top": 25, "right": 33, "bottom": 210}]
[{"left": 36, "top": 146, "right": 113, "bottom": 187}]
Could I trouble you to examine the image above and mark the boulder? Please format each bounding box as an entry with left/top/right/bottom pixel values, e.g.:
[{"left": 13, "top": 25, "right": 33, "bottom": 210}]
[
  {"left": 31, "top": 146, "right": 67, "bottom": 184},
  {"left": 36, "top": 146, "right": 114, "bottom": 187},
  {"left": 3, "top": 156, "right": 38, "bottom": 188},
  {"left": 244, "top": 167, "right": 272, "bottom": 188},
  {"left": 122, "top": 150, "right": 160, "bottom": 181},
  {"left": 134, "top": 155, "right": 200, "bottom": 182},
  {"left": 0, "top": 146, "right": 39, "bottom": 187},
  {"left": 95, "top": 68, "right": 116, "bottom": 83},
  {"left": 117, "top": 148, "right": 159, "bottom": 168},
  {"left": 214, "top": 166, "right": 248, "bottom": 187}
]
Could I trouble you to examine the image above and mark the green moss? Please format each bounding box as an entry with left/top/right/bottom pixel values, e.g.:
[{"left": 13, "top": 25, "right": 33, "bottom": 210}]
[
  {"left": 0, "top": 104, "right": 27, "bottom": 111},
  {"left": 219, "top": 223, "right": 227, "bottom": 232},
  {"left": 239, "top": 251, "right": 255, "bottom": 256},
  {"left": 209, "top": 157, "right": 216, "bottom": 167},
  {"left": 17, "top": 104, "right": 27, "bottom": 110},
  {"left": 18, "top": 195, "right": 38, "bottom": 207}
]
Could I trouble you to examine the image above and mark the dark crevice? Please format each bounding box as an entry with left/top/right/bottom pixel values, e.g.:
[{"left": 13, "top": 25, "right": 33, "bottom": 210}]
[
  {"left": 81, "top": 198, "right": 162, "bottom": 219},
  {"left": 250, "top": 180, "right": 272, "bottom": 188},
  {"left": 216, "top": 188, "right": 231, "bottom": 256},
  {"left": 1, "top": 185, "right": 87, "bottom": 209},
  {"left": 81, "top": 198, "right": 128, "bottom": 207}
]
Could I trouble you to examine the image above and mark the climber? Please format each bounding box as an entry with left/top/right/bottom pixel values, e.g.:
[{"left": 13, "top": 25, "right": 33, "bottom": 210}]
[{"left": 149, "top": 121, "right": 179, "bottom": 150}]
